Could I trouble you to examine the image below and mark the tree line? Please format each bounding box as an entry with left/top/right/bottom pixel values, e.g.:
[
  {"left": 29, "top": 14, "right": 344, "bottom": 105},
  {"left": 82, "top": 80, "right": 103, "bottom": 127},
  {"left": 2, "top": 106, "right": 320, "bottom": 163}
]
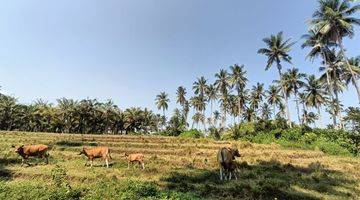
[
  {"left": 0, "top": 95, "right": 164, "bottom": 134},
  {"left": 155, "top": 0, "right": 360, "bottom": 131}
]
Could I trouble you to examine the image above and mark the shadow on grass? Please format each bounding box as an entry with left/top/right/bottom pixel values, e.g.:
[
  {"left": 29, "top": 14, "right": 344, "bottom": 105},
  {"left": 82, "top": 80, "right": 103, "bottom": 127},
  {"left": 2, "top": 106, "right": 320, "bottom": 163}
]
[
  {"left": 55, "top": 140, "right": 98, "bottom": 147},
  {"left": 161, "top": 160, "right": 358, "bottom": 200},
  {"left": 0, "top": 157, "right": 20, "bottom": 180}
]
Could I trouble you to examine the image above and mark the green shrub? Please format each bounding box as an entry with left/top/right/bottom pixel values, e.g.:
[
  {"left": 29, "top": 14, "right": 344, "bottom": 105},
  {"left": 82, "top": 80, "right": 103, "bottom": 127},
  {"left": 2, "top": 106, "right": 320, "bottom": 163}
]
[
  {"left": 312, "top": 139, "right": 352, "bottom": 156},
  {"left": 302, "top": 132, "right": 318, "bottom": 144},
  {"left": 179, "top": 129, "right": 203, "bottom": 139},
  {"left": 281, "top": 128, "right": 303, "bottom": 141}
]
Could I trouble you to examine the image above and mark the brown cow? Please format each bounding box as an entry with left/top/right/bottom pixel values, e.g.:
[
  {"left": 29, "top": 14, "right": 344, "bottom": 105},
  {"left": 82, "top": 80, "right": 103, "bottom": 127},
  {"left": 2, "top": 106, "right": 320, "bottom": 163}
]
[
  {"left": 124, "top": 153, "right": 145, "bottom": 170},
  {"left": 217, "top": 145, "right": 241, "bottom": 181},
  {"left": 12, "top": 144, "right": 49, "bottom": 166},
  {"left": 79, "top": 146, "right": 112, "bottom": 168}
]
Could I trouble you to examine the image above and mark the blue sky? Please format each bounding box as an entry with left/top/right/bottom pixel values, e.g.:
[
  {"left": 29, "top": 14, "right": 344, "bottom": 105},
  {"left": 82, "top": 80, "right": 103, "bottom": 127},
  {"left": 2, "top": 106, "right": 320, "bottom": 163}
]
[{"left": 0, "top": 0, "right": 359, "bottom": 124}]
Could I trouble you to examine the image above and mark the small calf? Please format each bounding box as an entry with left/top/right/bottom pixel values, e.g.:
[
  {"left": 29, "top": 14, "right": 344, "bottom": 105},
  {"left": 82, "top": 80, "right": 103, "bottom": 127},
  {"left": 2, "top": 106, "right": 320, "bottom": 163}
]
[
  {"left": 12, "top": 144, "right": 49, "bottom": 166},
  {"left": 79, "top": 146, "right": 112, "bottom": 168},
  {"left": 225, "top": 161, "right": 240, "bottom": 180},
  {"left": 124, "top": 153, "right": 145, "bottom": 170}
]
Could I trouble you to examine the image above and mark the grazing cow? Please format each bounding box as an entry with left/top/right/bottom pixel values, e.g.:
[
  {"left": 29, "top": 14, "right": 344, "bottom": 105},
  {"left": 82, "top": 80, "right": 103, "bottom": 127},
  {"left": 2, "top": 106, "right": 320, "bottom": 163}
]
[
  {"left": 12, "top": 144, "right": 49, "bottom": 166},
  {"left": 217, "top": 145, "right": 241, "bottom": 181},
  {"left": 79, "top": 146, "right": 112, "bottom": 168},
  {"left": 124, "top": 153, "right": 145, "bottom": 170}
]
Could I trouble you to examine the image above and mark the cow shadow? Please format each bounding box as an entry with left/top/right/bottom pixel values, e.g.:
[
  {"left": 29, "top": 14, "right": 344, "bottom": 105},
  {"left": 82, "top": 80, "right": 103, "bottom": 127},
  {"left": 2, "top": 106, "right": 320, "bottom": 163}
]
[{"left": 161, "top": 160, "right": 359, "bottom": 200}]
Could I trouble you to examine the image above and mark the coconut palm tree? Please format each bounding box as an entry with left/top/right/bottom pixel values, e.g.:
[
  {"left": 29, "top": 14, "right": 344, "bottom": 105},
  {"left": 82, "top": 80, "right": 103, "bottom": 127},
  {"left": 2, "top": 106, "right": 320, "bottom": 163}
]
[
  {"left": 192, "top": 112, "right": 204, "bottom": 130},
  {"left": 302, "top": 110, "right": 318, "bottom": 126},
  {"left": 258, "top": 31, "right": 294, "bottom": 126},
  {"left": 266, "top": 85, "right": 282, "bottom": 119},
  {"left": 310, "top": 0, "right": 360, "bottom": 102},
  {"left": 261, "top": 103, "right": 272, "bottom": 120},
  {"left": 176, "top": 86, "right": 187, "bottom": 107},
  {"left": 206, "top": 84, "right": 218, "bottom": 126},
  {"left": 193, "top": 76, "right": 208, "bottom": 97},
  {"left": 303, "top": 75, "right": 328, "bottom": 127},
  {"left": 284, "top": 68, "right": 306, "bottom": 124},
  {"left": 214, "top": 69, "right": 230, "bottom": 128},
  {"left": 155, "top": 92, "right": 170, "bottom": 117},
  {"left": 213, "top": 110, "right": 221, "bottom": 128},
  {"left": 229, "top": 64, "right": 248, "bottom": 123},
  {"left": 249, "top": 83, "right": 265, "bottom": 119},
  {"left": 319, "top": 50, "right": 346, "bottom": 126}
]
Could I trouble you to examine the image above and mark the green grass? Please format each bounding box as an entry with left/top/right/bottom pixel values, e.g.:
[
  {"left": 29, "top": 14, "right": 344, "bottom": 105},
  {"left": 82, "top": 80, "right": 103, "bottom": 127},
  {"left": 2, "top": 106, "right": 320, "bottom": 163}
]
[{"left": 1, "top": 131, "right": 360, "bottom": 199}]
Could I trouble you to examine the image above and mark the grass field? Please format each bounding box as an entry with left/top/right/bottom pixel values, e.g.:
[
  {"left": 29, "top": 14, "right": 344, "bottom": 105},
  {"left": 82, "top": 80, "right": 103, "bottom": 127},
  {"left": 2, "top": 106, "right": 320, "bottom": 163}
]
[{"left": 1, "top": 131, "right": 360, "bottom": 200}]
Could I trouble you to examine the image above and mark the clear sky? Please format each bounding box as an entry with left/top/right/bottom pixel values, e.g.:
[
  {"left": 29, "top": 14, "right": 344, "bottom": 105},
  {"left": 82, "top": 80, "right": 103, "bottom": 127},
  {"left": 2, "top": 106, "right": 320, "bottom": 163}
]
[{"left": 0, "top": 0, "right": 359, "bottom": 124}]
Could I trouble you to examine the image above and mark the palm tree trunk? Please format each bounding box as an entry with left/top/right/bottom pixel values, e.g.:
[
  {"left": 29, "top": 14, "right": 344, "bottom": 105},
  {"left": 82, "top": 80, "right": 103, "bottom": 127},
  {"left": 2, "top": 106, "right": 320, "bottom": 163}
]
[
  {"left": 334, "top": 91, "right": 343, "bottom": 129},
  {"left": 237, "top": 95, "right": 242, "bottom": 124},
  {"left": 317, "top": 106, "right": 322, "bottom": 128},
  {"left": 210, "top": 100, "right": 214, "bottom": 126},
  {"left": 294, "top": 91, "right": 301, "bottom": 125},
  {"left": 277, "top": 68, "right": 292, "bottom": 127},
  {"left": 339, "top": 40, "right": 360, "bottom": 103},
  {"left": 302, "top": 103, "right": 306, "bottom": 125},
  {"left": 321, "top": 51, "right": 338, "bottom": 127},
  {"left": 273, "top": 104, "right": 276, "bottom": 120}
]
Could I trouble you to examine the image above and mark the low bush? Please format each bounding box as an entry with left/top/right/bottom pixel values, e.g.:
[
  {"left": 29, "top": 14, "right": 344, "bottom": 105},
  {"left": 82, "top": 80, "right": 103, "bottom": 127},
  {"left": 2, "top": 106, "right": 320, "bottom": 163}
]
[{"left": 179, "top": 129, "right": 204, "bottom": 139}]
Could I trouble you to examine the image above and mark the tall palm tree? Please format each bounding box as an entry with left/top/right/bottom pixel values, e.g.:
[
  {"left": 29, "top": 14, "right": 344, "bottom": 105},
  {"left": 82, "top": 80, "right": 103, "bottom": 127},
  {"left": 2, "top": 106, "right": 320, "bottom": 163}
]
[
  {"left": 214, "top": 69, "right": 230, "bottom": 128},
  {"left": 229, "top": 64, "right": 248, "bottom": 123},
  {"left": 193, "top": 76, "right": 208, "bottom": 97},
  {"left": 249, "top": 83, "right": 265, "bottom": 119},
  {"left": 319, "top": 50, "right": 346, "bottom": 126},
  {"left": 266, "top": 85, "right": 282, "bottom": 119},
  {"left": 206, "top": 84, "right": 218, "bottom": 126},
  {"left": 176, "top": 86, "right": 187, "bottom": 107},
  {"left": 284, "top": 68, "right": 306, "bottom": 124},
  {"left": 304, "top": 75, "right": 328, "bottom": 127},
  {"left": 155, "top": 92, "right": 170, "bottom": 117},
  {"left": 176, "top": 86, "right": 188, "bottom": 127},
  {"left": 258, "top": 31, "right": 294, "bottom": 126},
  {"left": 310, "top": 0, "right": 360, "bottom": 102},
  {"left": 182, "top": 100, "right": 190, "bottom": 126},
  {"left": 302, "top": 28, "right": 337, "bottom": 109}
]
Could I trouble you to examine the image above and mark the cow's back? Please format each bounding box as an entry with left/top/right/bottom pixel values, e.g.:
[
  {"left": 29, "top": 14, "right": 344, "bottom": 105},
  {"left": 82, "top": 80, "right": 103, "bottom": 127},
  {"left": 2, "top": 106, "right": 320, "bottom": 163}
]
[
  {"left": 217, "top": 148, "right": 233, "bottom": 166},
  {"left": 24, "top": 144, "right": 48, "bottom": 155},
  {"left": 87, "top": 147, "right": 109, "bottom": 158}
]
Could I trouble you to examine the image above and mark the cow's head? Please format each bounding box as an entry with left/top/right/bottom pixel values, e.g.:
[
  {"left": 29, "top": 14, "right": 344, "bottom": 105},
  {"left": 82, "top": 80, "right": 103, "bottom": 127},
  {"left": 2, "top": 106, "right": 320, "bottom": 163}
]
[
  {"left": 12, "top": 145, "right": 24, "bottom": 154},
  {"left": 124, "top": 153, "right": 129, "bottom": 157},
  {"left": 79, "top": 147, "right": 86, "bottom": 155},
  {"left": 231, "top": 145, "right": 241, "bottom": 158}
]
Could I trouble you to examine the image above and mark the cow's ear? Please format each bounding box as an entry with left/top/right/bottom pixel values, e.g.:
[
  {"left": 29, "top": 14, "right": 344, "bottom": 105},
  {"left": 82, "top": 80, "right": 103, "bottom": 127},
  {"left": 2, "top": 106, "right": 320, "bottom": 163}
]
[
  {"left": 20, "top": 145, "right": 24, "bottom": 148},
  {"left": 11, "top": 145, "right": 15, "bottom": 148}
]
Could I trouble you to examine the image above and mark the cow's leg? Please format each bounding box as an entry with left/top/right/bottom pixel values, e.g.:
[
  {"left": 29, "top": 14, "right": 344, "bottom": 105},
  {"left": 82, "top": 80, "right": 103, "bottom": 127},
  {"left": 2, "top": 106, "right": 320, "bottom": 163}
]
[
  {"left": 42, "top": 154, "right": 49, "bottom": 165},
  {"left": 21, "top": 158, "right": 25, "bottom": 167},
  {"left": 229, "top": 171, "right": 232, "bottom": 180},
  {"left": 128, "top": 161, "right": 130, "bottom": 169},
  {"left": 90, "top": 158, "right": 93, "bottom": 167},
  {"left": 141, "top": 162, "right": 145, "bottom": 170},
  {"left": 219, "top": 167, "right": 223, "bottom": 181},
  {"left": 105, "top": 158, "right": 109, "bottom": 168}
]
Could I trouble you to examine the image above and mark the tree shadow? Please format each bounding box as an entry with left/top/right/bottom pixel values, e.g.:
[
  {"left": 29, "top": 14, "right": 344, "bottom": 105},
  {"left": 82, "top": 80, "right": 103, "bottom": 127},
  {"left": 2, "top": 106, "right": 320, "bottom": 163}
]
[
  {"left": 161, "top": 160, "right": 359, "bottom": 200},
  {"left": 0, "top": 157, "right": 20, "bottom": 180}
]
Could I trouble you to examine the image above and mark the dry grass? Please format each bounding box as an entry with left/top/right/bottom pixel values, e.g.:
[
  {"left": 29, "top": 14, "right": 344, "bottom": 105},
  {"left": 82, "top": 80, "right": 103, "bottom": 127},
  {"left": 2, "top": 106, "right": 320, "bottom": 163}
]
[{"left": 1, "top": 131, "right": 360, "bottom": 199}]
